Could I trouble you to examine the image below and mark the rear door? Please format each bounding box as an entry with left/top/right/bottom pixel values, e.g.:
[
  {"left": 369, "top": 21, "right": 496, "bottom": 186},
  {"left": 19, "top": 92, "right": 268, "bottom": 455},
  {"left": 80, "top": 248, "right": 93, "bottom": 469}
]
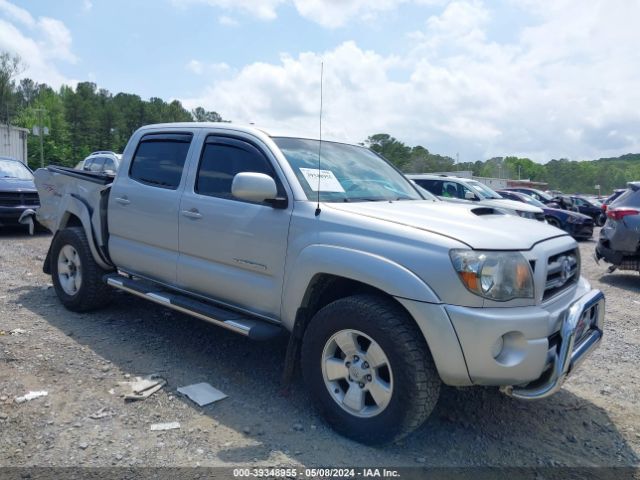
[
  {"left": 177, "top": 134, "right": 292, "bottom": 318},
  {"left": 108, "top": 131, "right": 196, "bottom": 284}
]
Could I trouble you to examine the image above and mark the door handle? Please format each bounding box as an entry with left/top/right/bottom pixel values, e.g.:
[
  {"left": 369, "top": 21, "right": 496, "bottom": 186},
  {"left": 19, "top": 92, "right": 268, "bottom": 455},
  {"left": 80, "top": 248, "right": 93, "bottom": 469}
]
[
  {"left": 115, "top": 196, "right": 130, "bottom": 205},
  {"left": 181, "top": 208, "right": 202, "bottom": 219}
]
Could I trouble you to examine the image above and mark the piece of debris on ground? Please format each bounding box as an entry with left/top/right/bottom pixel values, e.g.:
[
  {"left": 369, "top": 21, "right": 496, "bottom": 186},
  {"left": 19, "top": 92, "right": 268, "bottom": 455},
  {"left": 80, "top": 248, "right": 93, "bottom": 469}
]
[
  {"left": 150, "top": 421, "right": 180, "bottom": 431},
  {"left": 117, "top": 374, "right": 166, "bottom": 402},
  {"left": 177, "top": 382, "right": 227, "bottom": 407},
  {"left": 15, "top": 391, "right": 48, "bottom": 403}
]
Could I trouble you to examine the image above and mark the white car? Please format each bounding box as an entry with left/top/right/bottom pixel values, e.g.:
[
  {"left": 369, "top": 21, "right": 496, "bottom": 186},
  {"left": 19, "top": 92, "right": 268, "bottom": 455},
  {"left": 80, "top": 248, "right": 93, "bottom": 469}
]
[
  {"left": 408, "top": 174, "right": 546, "bottom": 221},
  {"left": 74, "top": 151, "right": 121, "bottom": 175}
]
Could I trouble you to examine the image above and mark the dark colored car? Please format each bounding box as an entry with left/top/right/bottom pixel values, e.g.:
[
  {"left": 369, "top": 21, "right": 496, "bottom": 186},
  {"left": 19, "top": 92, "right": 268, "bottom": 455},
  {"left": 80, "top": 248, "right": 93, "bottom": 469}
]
[
  {"left": 595, "top": 182, "right": 640, "bottom": 273},
  {"left": 570, "top": 196, "right": 605, "bottom": 225},
  {"left": 503, "top": 187, "right": 562, "bottom": 208},
  {"left": 498, "top": 190, "right": 594, "bottom": 239},
  {"left": 0, "top": 157, "right": 40, "bottom": 227}
]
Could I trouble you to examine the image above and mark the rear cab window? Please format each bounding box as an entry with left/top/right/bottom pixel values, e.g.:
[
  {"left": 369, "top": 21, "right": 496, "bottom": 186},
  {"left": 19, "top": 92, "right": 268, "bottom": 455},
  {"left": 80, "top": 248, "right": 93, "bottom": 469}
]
[{"left": 129, "top": 133, "right": 193, "bottom": 189}]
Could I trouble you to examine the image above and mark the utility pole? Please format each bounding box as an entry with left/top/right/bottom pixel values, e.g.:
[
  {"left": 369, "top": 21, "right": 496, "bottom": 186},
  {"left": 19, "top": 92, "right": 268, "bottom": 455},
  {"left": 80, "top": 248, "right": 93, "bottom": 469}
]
[
  {"left": 456, "top": 152, "right": 459, "bottom": 171},
  {"left": 32, "top": 107, "right": 48, "bottom": 168}
]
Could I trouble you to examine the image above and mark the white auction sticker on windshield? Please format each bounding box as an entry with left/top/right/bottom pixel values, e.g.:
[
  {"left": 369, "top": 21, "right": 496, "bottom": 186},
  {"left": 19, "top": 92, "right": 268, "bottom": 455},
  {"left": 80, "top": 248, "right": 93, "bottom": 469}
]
[{"left": 299, "top": 168, "right": 345, "bottom": 192}]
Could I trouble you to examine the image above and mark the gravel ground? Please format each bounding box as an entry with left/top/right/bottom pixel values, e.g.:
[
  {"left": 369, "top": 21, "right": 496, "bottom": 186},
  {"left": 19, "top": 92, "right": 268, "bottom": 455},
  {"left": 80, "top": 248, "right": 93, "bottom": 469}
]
[{"left": 0, "top": 226, "right": 639, "bottom": 469}]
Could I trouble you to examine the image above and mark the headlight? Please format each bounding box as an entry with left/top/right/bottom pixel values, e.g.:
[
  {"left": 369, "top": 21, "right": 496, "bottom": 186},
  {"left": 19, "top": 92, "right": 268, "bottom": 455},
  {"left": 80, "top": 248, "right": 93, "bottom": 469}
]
[
  {"left": 449, "top": 250, "right": 534, "bottom": 301},
  {"left": 516, "top": 210, "right": 535, "bottom": 219},
  {"left": 566, "top": 215, "right": 578, "bottom": 224}
]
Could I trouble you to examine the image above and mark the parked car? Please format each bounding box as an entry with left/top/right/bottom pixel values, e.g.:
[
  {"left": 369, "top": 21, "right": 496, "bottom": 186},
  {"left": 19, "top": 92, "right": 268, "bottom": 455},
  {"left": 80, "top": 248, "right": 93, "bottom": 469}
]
[
  {"left": 0, "top": 157, "right": 40, "bottom": 228},
  {"left": 570, "top": 196, "right": 605, "bottom": 226},
  {"left": 498, "top": 190, "right": 594, "bottom": 239},
  {"left": 75, "top": 151, "right": 121, "bottom": 174},
  {"left": 408, "top": 174, "right": 545, "bottom": 221},
  {"left": 505, "top": 187, "right": 561, "bottom": 208},
  {"left": 28, "top": 123, "right": 605, "bottom": 445},
  {"left": 595, "top": 182, "right": 640, "bottom": 273},
  {"left": 598, "top": 189, "right": 626, "bottom": 226}
]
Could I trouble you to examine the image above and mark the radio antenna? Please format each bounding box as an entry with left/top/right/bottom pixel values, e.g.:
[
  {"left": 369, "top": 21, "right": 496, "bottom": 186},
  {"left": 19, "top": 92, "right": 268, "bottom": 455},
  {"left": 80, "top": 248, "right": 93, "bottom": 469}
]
[{"left": 315, "top": 61, "right": 323, "bottom": 217}]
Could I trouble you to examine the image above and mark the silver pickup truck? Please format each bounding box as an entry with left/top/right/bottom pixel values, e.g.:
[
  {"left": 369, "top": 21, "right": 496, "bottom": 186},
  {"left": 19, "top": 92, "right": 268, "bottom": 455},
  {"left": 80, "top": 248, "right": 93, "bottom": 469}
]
[{"left": 28, "top": 123, "right": 605, "bottom": 445}]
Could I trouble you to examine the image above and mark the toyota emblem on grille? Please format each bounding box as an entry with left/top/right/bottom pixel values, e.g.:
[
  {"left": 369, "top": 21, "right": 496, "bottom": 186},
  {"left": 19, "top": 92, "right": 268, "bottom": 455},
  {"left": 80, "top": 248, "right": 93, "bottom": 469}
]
[{"left": 560, "top": 256, "right": 573, "bottom": 284}]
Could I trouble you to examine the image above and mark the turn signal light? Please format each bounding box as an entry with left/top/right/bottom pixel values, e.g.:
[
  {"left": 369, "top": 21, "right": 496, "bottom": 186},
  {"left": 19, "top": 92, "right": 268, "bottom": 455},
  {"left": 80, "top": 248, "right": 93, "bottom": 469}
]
[{"left": 607, "top": 208, "right": 639, "bottom": 221}]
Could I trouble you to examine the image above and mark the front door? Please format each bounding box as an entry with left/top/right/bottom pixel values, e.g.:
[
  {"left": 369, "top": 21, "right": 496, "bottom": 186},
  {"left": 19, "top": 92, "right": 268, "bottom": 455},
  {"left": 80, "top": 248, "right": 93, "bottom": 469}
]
[{"left": 177, "top": 135, "right": 292, "bottom": 319}]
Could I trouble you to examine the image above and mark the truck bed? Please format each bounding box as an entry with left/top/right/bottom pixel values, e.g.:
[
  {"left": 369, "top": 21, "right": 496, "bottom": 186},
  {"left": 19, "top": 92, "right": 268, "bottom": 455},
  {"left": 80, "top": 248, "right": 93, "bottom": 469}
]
[{"left": 33, "top": 165, "right": 113, "bottom": 261}]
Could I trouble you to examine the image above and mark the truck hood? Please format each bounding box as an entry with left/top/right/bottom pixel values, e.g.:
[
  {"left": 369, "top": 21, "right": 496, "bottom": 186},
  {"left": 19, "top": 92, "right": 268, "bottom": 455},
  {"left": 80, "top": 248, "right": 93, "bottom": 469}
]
[
  {"left": 326, "top": 200, "right": 567, "bottom": 250},
  {"left": 0, "top": 178, "right": 36, "bottom": 192}
]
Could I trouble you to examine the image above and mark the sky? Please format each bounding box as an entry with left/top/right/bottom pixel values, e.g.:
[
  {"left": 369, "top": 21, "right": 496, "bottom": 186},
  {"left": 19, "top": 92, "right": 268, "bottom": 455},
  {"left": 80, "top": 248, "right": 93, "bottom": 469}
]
[{"left": 1, "top": 0, "right": 639, "bottom": 163}]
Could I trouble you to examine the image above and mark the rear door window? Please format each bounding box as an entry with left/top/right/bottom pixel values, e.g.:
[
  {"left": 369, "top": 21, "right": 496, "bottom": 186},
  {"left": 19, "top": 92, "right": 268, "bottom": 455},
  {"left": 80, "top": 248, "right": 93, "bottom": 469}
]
[
  {"left": 414, "top": 179, "right": 441, "bottom": 195},
  {"left": 129, "top": 133, "right": 193, "bottom": 189}
]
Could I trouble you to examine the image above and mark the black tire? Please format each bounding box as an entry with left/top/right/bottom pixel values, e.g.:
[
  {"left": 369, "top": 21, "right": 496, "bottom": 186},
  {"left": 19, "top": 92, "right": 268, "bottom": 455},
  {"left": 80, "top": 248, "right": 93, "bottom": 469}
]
[
  {"left": 596, "top": 214, "right": 606, "bottom": 227},
  {"left": 301, "top": 294, "right": 441, "bottom": 445},
  {"left": 547, "top": 217, "right": 561, "bottom": 228},
  {"left": 51, "top": 227, "right": 113, "bottom": 312}
]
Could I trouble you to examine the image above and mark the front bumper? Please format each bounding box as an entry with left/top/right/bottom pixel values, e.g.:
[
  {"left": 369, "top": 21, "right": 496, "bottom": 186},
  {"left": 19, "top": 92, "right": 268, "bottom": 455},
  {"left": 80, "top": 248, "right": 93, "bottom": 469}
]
[
  {"left": 443, "top": 281, "right": 604, "bottom": 395},
  {"left": 500, "top": 289, "right": 604, "bottom": 400},
  {"left": 0, "top": 205, "right": 37, "bottom": 225},
  {"left": 568, "top": 222, "right": 593, "bottom": 239}
]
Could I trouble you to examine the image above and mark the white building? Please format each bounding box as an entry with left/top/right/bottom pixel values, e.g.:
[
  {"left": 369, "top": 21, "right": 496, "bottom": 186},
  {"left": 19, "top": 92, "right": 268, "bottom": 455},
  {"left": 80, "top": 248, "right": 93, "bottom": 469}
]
[{"left": 0, "top": 125, "right": 29, "bottom": 163}]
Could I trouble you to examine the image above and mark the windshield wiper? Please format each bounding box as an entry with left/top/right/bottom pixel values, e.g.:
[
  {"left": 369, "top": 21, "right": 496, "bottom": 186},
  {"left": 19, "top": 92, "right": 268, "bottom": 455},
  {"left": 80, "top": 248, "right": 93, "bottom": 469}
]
[{"left": 2, "top": 175, "right": 18, "bottom": 178}]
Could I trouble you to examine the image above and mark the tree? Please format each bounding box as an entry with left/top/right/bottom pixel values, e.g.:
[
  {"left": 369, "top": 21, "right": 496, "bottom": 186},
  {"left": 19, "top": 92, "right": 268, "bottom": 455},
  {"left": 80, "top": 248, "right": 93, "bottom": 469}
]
[
  {"left": 364, "top": 134, "right": 411, "bottom": 168},
  {"left": 191, "top": 106, "right": 225, "bottom": 122},
  {"left": 0, "top": 52, "right": 23, "bottom": 124}
]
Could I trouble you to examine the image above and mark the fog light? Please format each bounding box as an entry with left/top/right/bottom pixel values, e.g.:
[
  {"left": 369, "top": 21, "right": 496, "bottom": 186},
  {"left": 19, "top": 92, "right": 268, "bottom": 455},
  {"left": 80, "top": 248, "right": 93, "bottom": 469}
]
[{"left": 491, "top": 335, "right": 504, "bottom": 359}]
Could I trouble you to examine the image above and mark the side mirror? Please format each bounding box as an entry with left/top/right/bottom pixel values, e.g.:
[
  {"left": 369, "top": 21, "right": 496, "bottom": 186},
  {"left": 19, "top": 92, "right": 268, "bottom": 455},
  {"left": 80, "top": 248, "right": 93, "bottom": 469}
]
[
  {"left": 232, "top": 172, "right": 278, "bottom": 203},
  {"left": 464, "top": 191, "right": 478, "bottom": 201}
]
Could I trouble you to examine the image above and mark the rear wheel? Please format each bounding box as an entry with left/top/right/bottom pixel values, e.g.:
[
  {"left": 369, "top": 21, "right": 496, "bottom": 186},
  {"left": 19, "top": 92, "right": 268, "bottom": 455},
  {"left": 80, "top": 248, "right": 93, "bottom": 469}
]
[
  {"left": 301, "top": 294, "right": 441, "bottom": 445},
  {"left": 51, "top": 227, "right": 113, "bottom": 312}
]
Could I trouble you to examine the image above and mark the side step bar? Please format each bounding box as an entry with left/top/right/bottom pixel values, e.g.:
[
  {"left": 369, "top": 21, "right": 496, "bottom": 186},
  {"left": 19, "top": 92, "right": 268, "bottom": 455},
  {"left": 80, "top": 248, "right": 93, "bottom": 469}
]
[{"left": 104, "top": 273, "right": 282, "bottom": 341}]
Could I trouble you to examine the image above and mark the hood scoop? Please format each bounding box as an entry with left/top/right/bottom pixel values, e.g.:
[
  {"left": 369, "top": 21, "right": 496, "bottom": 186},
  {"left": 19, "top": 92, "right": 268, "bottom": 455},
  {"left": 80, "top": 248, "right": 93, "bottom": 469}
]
[{"left": 471, "top": 207, "right": 504, "bottom": 216}]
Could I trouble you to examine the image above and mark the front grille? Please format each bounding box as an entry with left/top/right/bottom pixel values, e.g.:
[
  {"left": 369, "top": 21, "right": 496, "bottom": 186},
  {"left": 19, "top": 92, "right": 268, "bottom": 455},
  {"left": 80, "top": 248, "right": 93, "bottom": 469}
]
[
  {"left": 543, "top": 248, "right": 579, "bottom": 301},
  {"left": 0, "top": 192, "right": 39, "bottom": 207}
]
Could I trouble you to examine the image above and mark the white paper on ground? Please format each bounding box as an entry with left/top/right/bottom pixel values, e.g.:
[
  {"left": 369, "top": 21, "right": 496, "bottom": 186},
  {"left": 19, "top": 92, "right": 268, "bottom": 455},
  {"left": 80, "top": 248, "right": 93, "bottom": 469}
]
[
  {"left": 177, "top": 382, "right": 227, "bottom": 407},
  {"left": 150, "top": 421, "right": 180, "bottom": 431},
  {"left": 15, "top": 391, "right": 48, "bottom": 403},
  {"left": 299, "top": 168, "right": 345, "bottom": 192}
]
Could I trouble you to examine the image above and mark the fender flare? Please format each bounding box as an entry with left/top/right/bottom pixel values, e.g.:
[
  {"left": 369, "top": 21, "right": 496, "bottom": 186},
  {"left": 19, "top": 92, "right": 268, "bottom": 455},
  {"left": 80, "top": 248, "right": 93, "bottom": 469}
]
[
  {"left": 53, "top": 193, "right": 112, "bottom": 271},
  {"left": 281, "top": 244, "right": 441, "bottom": 328}
]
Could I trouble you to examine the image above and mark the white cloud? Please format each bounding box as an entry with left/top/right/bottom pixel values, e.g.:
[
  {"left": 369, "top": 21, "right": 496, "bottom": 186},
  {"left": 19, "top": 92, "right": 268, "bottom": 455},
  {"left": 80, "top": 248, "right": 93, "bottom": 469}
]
[
  {"left": 218, "top": 15, "right": 238, "bottom": 26},
  {"left": 181, "top": 0, "right": 640, "bottom": 161},
  {"left": 0, "top": 0, "right": 35, "bottom": 27},
  {"left": 173, "top": 0, "right": 447, "bottom": 28},
  {"left": 171, "top": 0, "right": 285, "bottom": 20},
  {"left": 83, "top": 0, "right": 93, "bottom": 12},
  {"left": 186, "top": 59, "right": 231, "bottom": 76},
  {"left": 0, "top": 1, "right": 76, "bottom": 87}
]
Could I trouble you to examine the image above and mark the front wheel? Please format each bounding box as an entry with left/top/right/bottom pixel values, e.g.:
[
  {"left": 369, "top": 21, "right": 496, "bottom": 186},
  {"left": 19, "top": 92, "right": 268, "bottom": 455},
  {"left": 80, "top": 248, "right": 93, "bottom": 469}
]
[
  {"left": 301, "top": 294, "right": 441, "bottom": 445},
  {"left": 51, "top": 227, "right": 113, "bottom": 312}
]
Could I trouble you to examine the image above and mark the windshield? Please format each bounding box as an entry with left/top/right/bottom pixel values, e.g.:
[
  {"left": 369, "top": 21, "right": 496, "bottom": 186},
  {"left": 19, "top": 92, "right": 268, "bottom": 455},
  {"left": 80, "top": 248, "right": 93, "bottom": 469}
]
[
  {"left": 518, "top": 194, "right": 546, "bottom": 208},
  {"left": 467, "top": 180, "right": 502, "bottom": 199},
  {"left": 272, "top": 137, "right": 424, "bottom": 202},
  {"left": 0, "top": 159, "right": 33, "bottom": 180}
]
